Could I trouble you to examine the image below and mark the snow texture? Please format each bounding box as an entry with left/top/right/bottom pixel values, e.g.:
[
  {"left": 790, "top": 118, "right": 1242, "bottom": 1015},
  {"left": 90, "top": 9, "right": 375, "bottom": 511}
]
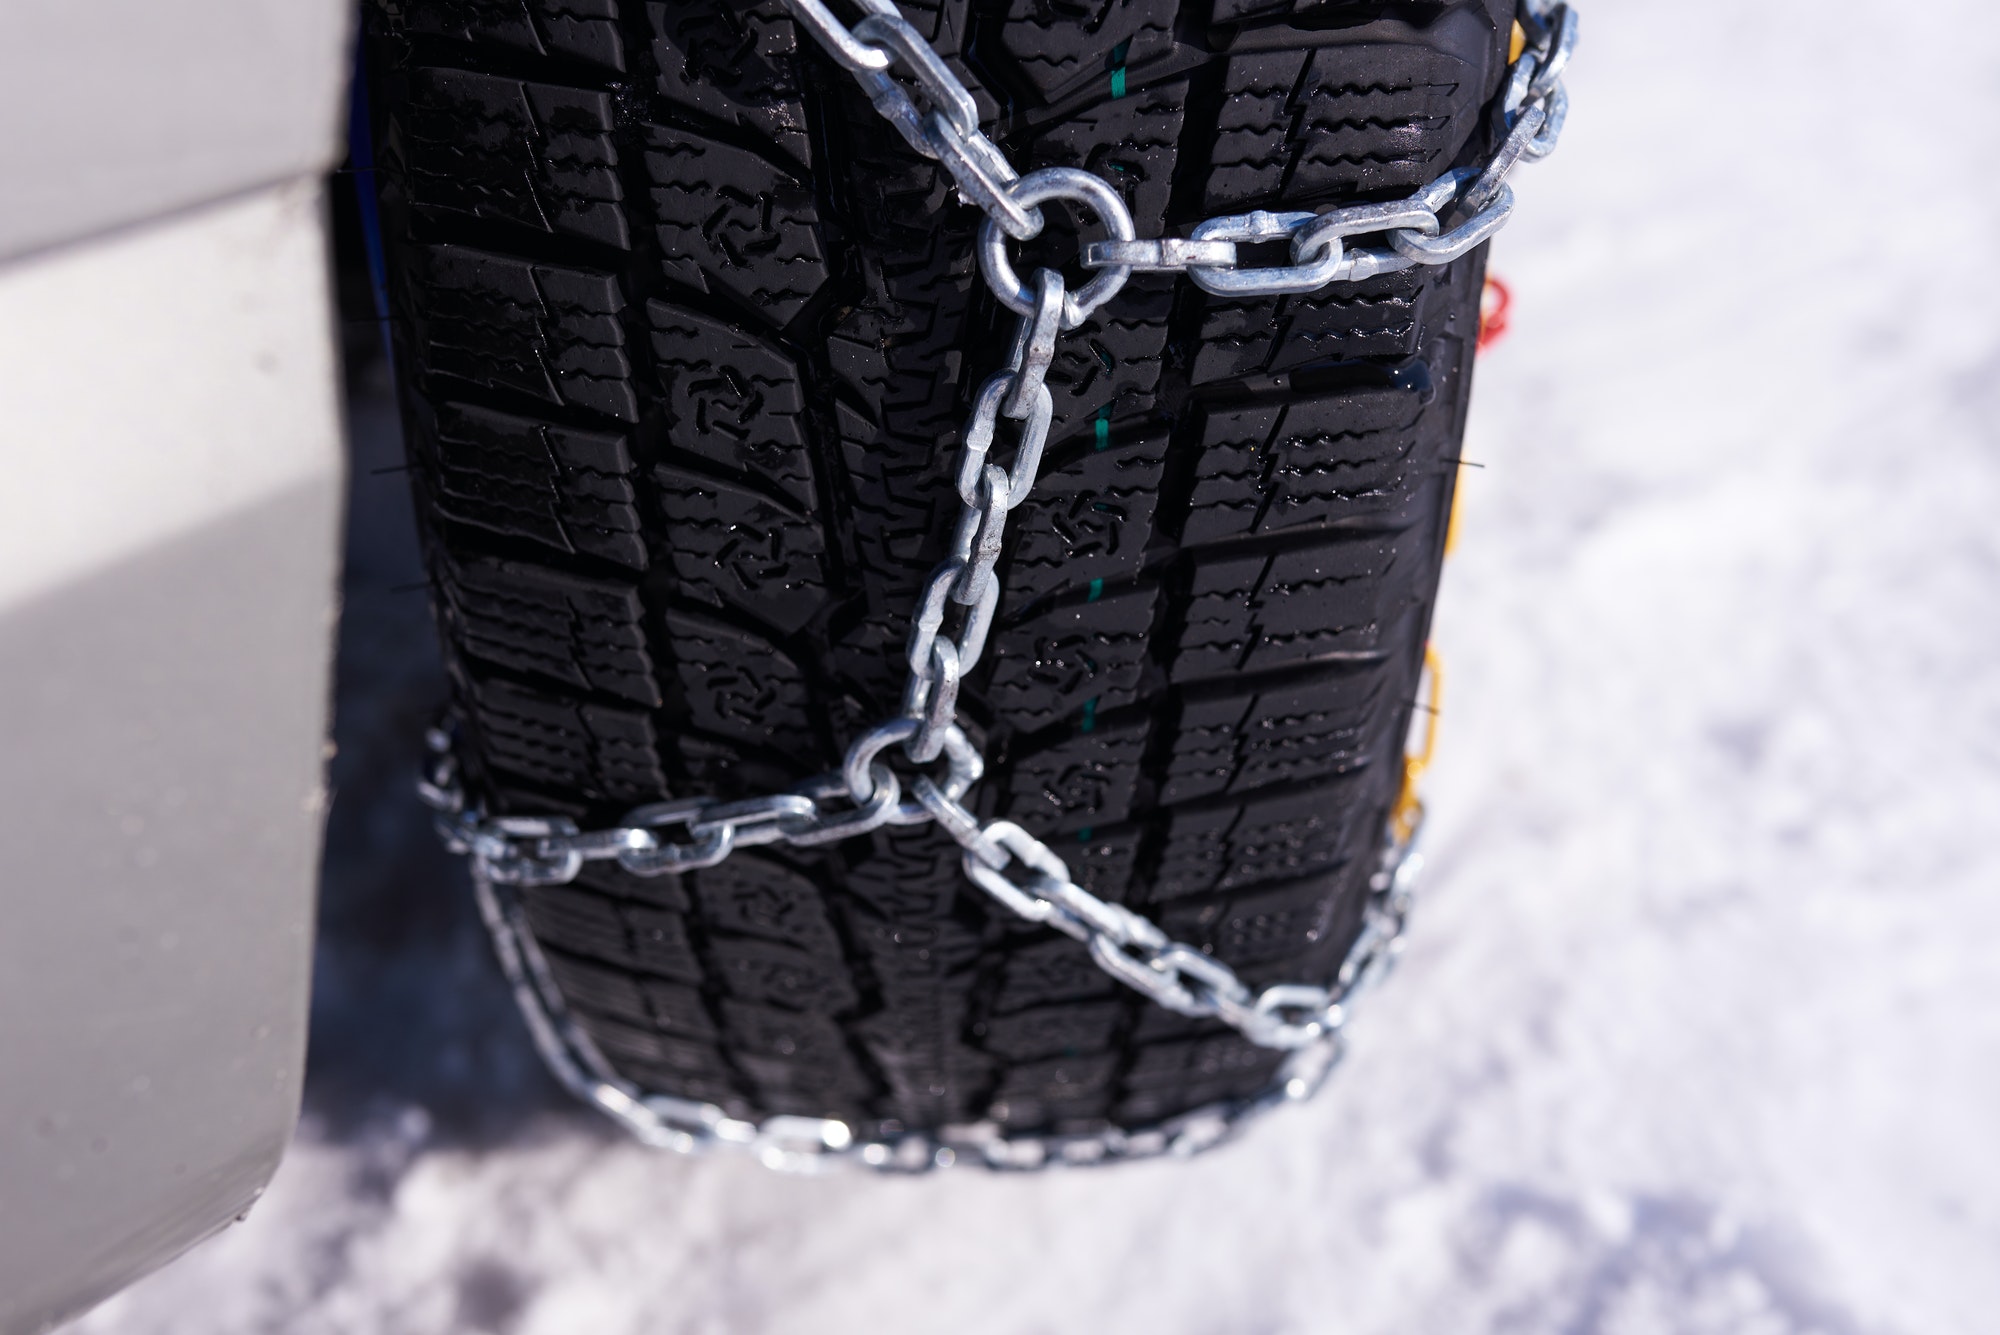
[{"left": 71, "top": 1, "right": 2000, "bottom": 1330}]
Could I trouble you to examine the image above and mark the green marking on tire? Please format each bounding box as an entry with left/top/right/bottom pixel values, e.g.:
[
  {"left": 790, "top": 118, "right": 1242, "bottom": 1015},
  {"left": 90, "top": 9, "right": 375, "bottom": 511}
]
[
  {"left": 1087, "top": 577, "right": 1104, "bottom": 602},
  {"left": 1080, "top": 697, "right": 1098, "bottom": 733},
  {"left": 1077, "top": 826, "right": 1093, "bottom": 843},
  {"left": 1094, "top": 405, "right": 1110, "bottom": 450},
  {"left": 1104, "top": 37, "right": 1136, "bottom": 98}
]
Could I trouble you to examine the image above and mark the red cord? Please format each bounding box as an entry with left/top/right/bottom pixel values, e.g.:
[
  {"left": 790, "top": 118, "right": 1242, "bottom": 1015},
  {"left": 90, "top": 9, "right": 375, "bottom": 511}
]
[{"left": 1478, "top": 275, "right": 1512, "bottom": 352}]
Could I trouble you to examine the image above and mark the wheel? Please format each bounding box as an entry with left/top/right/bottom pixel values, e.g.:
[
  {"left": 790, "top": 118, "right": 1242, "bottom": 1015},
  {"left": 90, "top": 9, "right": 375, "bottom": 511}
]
[{"left": 363, "top": 0, "right": 1510, "bottom": 1144}]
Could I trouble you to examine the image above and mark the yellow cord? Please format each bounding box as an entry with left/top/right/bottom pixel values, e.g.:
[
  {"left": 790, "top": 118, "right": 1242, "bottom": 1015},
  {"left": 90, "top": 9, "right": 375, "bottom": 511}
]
[
  {"left": 1443, "top": 472, "right": 1464, "bottom": 557},
  {"left": 1392, "top": 644, "right": 1443, "bottom": 843}
]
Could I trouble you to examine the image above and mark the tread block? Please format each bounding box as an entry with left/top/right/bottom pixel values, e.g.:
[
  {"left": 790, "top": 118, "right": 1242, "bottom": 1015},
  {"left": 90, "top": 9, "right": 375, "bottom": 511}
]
[
  {"left": 614, "top": 1064, "right": 740, "bottom": 1107},
  {"left": 575, "top": 857, "right": 690, "bottom": 912},
  {"left": 1030, "top": 78, "right": 1185, "bottom": 230},
  {"left": 524, "top": 890, "right": 705, "bottom": 984},
  {"left": 1111, "top": 1083, "right": 1229, "bottom": 1125},
  {"left": 880, "top": 0, "right": 979, "bottom": 75},
  {"left": 1005, "top": 433, "right": 1164, "bottom": 610},
  {"left": 464, "top": 672, "right": 668, "bottom": 804},
  {"left": 855, "top": 1010, "right": 995, "bottom": 1127},
  {"left": 1208, "top": 42, "right": 1484, "bottom": 210},
  {"left": 624, "top": 905, "right": 707, "bottom": 984},
  {"left": 538, "top": 949, "right": 658, "bottom": 1032},
  {"left": 554, "top": 968, "right": 750, "bottom": 1094},
  {"left": 844, "top": 903, "right": 992, "bottom": 1121},
  {"left": 691, "top": 856, "right": 843, "bottom": 957},
  {"left": 587, "top": 1021, "right": 739, "bottom": 1091},
  {"left": 824, "top": 83, "right": 960, "bottom": 251},
  {"left": 646, "top": 126, "right": 828, "bottom": 324},
  {"left": 653, "top": 465, "right": 830, "bottom": 636},
  {"left": 405, "top": 0, "right": 626, "bottom": 71},
  {"left": 826, "top": 601, "right": 919, "bottom": 724},
  {"left": 1003, "top": 717, "right": 1149, "bottom": 833},
  {"left": 403, "top": 67, "right": 627, "bottom": 248},
  {"left": 430, "top": 401, "right": 646, "bottom": 568},
  {"left": 842, "top": 904, "right": 986, "bottom": 1001},
  {"left": 1122, "top": 1033, "right": 1285, "bottom": 1092},
  {"left": 825, "top": 234, "right": 977, "bottom": 605},
  {"left": 637, "top": 978, "right": 721, "bottom": 1041},
  {"left": 722, "top": 1001, "right": 874, "bottom": 1096},
  {"left": 1182, "top": 377, "right": 1435, "bottom": 545},
  {"left": 840, "top": 826, "right": 970, "bottom": 922},
  {"left": 710, "top": 938, "right": 862, "bottom": 1012},
  {"left": 587, "top": 1019, "right": 730, "bottom": 1075},
  {"left": 987, "top": 584, "right": 1159, "bottom": 732},
  {"left": 976, "top": 1000, "right": 1122, "bottom": 1061},
  {"left": 1158, "top": 870, "right": 1358, "bottom": 972},
  {"left": 649, "top": 302, "right": 817, "bottom": 508},
  {"left": 1150, "top": 778, "right": 1370, "bottom": 899},
  {"left": 988, "top": 1052, "right": 1119, "bottom": 1125},
  {"left": 999, "top": 0, "right": 1179, "bottom": 104},
  {"left": 1129, "top": 1004, "right": 1227, "bottom": 1044},
  {"left": 412, "top": 245, "right": 637, "bottom": 420},
  {"left": 531, "top": 915, "right": 643, "bottom": 1009},
  {"left": 647, "top": 0, "right": 811, "bottom": 166},
  {"left": 1046, "top": 288, "right": 1174, "bottom": 441},
  {"left": 815, "top": 90, "right": 983, "bottom": 684},
  {"left": 993, "top": 938, "right": 1121, "bottom": 1013},
  {"left": 1161, "top": 664, "right": 1392, "bottom": 804},
  {"left": 660, "top": 608, "right": 818, "bottom": 755},
  {"left": 673, "top": 733, "right": 809, "bottom": 806},
  {"left": 1192, "top": 273, "right": 1429, "bottom": 382},
  {"left": 1050, "top": 824, "right": 1144, "bottom": 903},
  {"left": 436, "top": 551, "right": 659, "bottom": 705},
  {"left": 1115, "top": 1035, "right": 1285, "bottom": 1124},
  {"left": 1173, "top": 536, "right": 1416, "bottom": 681}
]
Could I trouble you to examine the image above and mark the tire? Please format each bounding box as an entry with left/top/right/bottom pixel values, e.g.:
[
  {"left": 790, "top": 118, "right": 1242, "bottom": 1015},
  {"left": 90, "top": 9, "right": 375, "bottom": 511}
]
[{"left": 364, "top": 0, "right": 1510, "bottom": 1138}]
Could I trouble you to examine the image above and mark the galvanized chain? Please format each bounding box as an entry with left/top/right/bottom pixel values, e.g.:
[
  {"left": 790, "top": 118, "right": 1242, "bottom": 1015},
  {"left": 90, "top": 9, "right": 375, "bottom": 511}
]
[
  {"left": 421, "top": 0, "right": 1573, "bottom": 1070},
  {"left": 470, "top": 804, "right": 1425, "bottom": 1171}
]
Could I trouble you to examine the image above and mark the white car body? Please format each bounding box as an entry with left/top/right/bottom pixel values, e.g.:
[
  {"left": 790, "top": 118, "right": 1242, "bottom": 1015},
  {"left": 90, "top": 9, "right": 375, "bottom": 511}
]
[{"left": 0, "top": 3, "right": 354, "bottom": 1329}]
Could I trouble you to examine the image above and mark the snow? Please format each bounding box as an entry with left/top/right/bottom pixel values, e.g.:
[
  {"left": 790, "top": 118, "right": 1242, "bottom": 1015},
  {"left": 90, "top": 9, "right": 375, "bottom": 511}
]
[{"left": 70, "top": 1, "right": 2000, "bottom": 1330}]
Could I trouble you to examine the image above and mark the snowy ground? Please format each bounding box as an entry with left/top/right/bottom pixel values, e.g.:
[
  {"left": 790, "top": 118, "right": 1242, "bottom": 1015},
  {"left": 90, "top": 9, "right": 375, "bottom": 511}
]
[{"left": 71, "top": 1, "right": 2000, "bottom": 1330}]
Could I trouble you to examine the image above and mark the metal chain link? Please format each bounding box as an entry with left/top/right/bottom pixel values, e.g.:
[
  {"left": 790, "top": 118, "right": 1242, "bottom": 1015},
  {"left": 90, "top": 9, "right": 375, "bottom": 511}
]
[
  {"left": 469, "top": 799, "right": 1424, "bottom": 1171},
  {"left": 420, "top": 0, "right": 1574, "bottom": 1133}
]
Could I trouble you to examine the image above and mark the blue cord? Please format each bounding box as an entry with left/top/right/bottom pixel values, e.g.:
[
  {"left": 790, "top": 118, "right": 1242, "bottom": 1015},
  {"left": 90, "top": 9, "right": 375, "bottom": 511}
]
[{"left": 346, "top": 38, "right": 396, "bottom": 374}]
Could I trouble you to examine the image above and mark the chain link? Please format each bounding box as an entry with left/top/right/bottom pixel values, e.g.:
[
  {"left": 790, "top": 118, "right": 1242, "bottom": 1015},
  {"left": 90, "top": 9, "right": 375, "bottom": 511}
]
[
  {"left": 467, "top": 793, "right": 1423, "bottom": 1171},
  {"left": 421, "top": 724, "right": 932, "bottom": 883},
  {"left": 420, "top": 0, "right": 1574, "bottom": 1138}
]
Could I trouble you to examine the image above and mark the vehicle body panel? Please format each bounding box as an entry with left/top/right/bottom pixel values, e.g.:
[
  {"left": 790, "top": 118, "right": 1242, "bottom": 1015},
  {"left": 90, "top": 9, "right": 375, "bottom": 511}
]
[{"left": 0, "top": 4, "right": 353, "bottom": 1329}]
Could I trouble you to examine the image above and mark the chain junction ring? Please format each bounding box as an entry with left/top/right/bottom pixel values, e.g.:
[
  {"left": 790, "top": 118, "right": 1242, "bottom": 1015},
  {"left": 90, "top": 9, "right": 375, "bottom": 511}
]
[{"left": 418, "top": 0, "right": 1577, "bottom": 1165}]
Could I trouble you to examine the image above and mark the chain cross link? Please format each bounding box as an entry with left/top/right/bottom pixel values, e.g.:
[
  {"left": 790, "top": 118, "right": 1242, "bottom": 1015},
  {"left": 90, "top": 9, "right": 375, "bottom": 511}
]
[{"left": 420, "top": 0, "right": 1576, "bottom": 1134}]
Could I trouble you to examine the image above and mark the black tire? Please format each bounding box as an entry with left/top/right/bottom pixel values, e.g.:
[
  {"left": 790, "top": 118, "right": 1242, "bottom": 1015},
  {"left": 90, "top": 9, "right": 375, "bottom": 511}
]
[{"left": 364, "top": 0, "right": 1509, "bottom": 1138}]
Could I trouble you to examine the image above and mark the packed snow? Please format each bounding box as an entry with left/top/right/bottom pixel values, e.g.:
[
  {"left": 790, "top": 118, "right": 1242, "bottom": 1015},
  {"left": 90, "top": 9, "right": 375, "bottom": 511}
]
[{"left": 71, "top": 0, "right": 2000, "bottom": 1329}]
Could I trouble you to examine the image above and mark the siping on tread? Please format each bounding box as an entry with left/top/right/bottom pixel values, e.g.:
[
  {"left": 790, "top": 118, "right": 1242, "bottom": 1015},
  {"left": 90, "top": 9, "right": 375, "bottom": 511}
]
[{"left": 367, "top": 0, "right": 1503, "bottom": 1140}]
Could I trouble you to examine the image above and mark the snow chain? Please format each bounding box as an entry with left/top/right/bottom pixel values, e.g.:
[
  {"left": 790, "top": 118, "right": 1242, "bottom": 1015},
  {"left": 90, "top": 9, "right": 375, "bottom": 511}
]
[{"left": 419, "top": 0, "right": 1577, "bottom": 1161}]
